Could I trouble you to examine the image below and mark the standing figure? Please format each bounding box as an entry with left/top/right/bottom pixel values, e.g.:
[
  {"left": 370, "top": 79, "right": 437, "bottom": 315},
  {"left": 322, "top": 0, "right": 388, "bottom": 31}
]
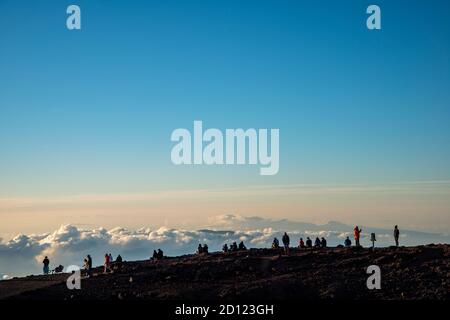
[
  {"left": 282, "top": 232, "right": 290, "bottom": 255},
  {"left": 354, "top": 226, "right": 362, "bottom": 247},
  {"left": 87, "top": 254, "right": 92, "bottom": 276},
  {"left": 394, "top": 225, "right": 400, "bottom": 247},
  {"left": 104, "top": 253, "right": 110, "bottom": 273},
  {"left": 370, "top": 233, "right": 376, "bottom": 248},
  {"left": 42, "top": 256, "right": 50, "bottom": 275}
]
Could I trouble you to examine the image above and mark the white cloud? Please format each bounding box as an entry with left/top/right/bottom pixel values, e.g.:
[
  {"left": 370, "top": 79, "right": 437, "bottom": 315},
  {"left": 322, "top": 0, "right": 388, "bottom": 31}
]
[
  {"left": 0, "top": 215, "right": 448, "bottom": 278},
  {"left": 0, "top": 222, "right": 281, "bottom": 277}
]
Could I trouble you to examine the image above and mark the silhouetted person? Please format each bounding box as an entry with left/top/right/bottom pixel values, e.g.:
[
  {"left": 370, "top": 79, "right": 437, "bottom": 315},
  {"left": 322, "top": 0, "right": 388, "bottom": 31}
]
[
  {"left": 83, "top": 258, "right": 89, "bottom": 277},
  {"left": 314, "top": 237, "right": 321, "bottom": 247},
  {"left": 42, "top": 256, "right": 50, "bottom": 275},
  {"left": 272, "top": 237, "right": 280, "bottom": 249},
  {"left": 238, "top": 241, "right": 247, "bottom": 251},
  {"left": 306, "top": 237, "right": 312, "bottom": 248},
  {"left": 299, "top": 238, "right": 305, "bottom": 248},
  {"left": 222, "top": 244, "right": 229, "bottom": 253},
  {"left": 231, "top": 242, "right": 238, "bottom": 252},
  {"left": 394, "top": 225, "right": 400, "bottom": 247},
  {"left": 344, "top": 237, "right": 351, "bottom": 247},
  {"left": 157, "top": 249, "right": 164, "bottom": 259},
  {"left": 320, "top": 237, "right": 327, "bottom": 248},
  {"left": 152, "top": 250, "right": 158, "bottom": 260},
  {"left": 282, "top": 232, "right": 290, "bottom": 254},
  {"left": 354, "top": 226, "right": 362, "bottom": 247},
  {"left": 370, "top": 233, "right": 376, "bottom": 248},
  {"left": 53, "top": 265, "right": 64, "bottom": 273},
  {"left": 104, "top": 253, "right": 110, "bottom": 273},
  {"left": 109, "top": 253, "right": 114, "bottom": 263},
  {"left": 202, "top": 244, "right": 209, "bottom": 254},
  {"left": 116, "top": 255, "right": 123, "bottom": 263},
  {"left": 86, "top": 254, "right": 92, "bottom": 276},
  {"left": 197, "top": 244, "right": 203, "bottom": 254}
]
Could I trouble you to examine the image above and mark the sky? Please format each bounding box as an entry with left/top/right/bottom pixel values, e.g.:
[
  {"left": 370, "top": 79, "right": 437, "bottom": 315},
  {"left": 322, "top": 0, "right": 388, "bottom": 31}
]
[{"left": 1, "top": 0, "right": 450, "bottom": 238}]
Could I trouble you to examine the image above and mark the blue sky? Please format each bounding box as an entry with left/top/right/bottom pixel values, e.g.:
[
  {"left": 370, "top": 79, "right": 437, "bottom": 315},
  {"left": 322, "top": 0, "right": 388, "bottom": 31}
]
[{"left": 0, "top": 1, "right": 450, "bottom": 234}]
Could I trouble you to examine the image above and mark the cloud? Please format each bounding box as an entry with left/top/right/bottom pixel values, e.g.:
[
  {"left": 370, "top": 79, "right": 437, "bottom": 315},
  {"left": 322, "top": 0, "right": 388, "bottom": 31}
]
[
  {"left": 0, "top": 222, "right": 278, "bottom": 277},
  {"left": 0, "top": 215, "right": 449, "bottom": 278}
]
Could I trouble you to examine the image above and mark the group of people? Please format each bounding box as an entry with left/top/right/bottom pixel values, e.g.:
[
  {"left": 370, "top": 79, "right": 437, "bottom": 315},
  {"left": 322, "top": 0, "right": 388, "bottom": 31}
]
[
  {"left": 351, "top": 225, "right": 400, "bottom": 248},
  {"left": 274, "top": 235, "right": 326, "bottom": 250},
  {"left": 152, "top": 249, "right": 164, "bottom": 260},
  {"left": 42, "top": 257, "right": 63, "bottom": 275},
  {"left": 222, "top": 241, "right": 247, "bottom": 253},
  {"left": 269, "top": 225, "right": 401, "bottom": 254},
  {"left": 197, "top": 244, "right": 209, "bottom": 254},
  {"left": 271, "top": 232, "right": 291, "bottom": 254},
  {"left": 197, "top": 240, "right": 248, "bottom": 255},
  {"left": 297, "top": 236, "right": 327, "bottom": 248},
  {"left": 41, "top": 225, "right": 403, "bottom": 274},
  {"left": 102, "top": 253, "right": 123, "bottom": 273},
  {"left": 42, "top": 252, "right": 123, "bottom": 276},
  {"left": 99, "top": 253, "right": 123, "bottom": 274}
]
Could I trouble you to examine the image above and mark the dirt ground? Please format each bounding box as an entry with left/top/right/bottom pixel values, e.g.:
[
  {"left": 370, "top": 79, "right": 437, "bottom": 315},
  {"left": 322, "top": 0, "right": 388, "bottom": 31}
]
[{"left": 1, "top": 245, "right": 448, "bottom": 300}]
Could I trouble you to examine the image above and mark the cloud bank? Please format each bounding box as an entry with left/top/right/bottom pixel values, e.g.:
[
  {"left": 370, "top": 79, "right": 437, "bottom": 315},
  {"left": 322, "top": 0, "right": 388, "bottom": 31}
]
[{"left": 1, "top": 215, "right": 449, "bottom": 278}]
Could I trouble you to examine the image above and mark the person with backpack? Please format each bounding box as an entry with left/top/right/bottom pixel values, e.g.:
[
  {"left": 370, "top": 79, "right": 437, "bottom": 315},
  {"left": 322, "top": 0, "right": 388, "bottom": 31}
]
[
  {"left": 272, "top": 237, "right": 280, "bottom": 249},
  {"left": 42, "top": 256, "right": 50, "bottom": 275}
]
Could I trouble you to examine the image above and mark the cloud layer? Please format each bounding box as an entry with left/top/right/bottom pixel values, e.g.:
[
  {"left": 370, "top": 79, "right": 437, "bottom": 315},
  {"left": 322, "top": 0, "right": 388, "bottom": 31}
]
[{"left": 1, "top": 214, "right": 449, "bottom": 278}]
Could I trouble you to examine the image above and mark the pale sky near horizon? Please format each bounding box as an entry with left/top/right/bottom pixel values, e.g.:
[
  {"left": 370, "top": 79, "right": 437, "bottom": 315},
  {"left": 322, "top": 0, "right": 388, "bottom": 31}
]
[
  {"left": 1, "top": 1, "right": 450, "bottom": 239},
  {"left": 1, "top": 181, "right": 450, "bottom": 239}
]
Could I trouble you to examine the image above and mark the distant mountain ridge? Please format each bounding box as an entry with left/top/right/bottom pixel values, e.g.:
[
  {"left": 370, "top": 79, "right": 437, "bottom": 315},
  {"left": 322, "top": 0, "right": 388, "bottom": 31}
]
[{"left": 205, "top": 214, "right": 450, "bottom": 246}]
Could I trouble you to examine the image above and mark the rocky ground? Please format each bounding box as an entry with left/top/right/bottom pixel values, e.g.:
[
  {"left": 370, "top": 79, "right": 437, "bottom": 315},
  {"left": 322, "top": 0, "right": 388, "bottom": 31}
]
[{"left": 0, "top": 245, "right": 448, "bottom": 300}]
